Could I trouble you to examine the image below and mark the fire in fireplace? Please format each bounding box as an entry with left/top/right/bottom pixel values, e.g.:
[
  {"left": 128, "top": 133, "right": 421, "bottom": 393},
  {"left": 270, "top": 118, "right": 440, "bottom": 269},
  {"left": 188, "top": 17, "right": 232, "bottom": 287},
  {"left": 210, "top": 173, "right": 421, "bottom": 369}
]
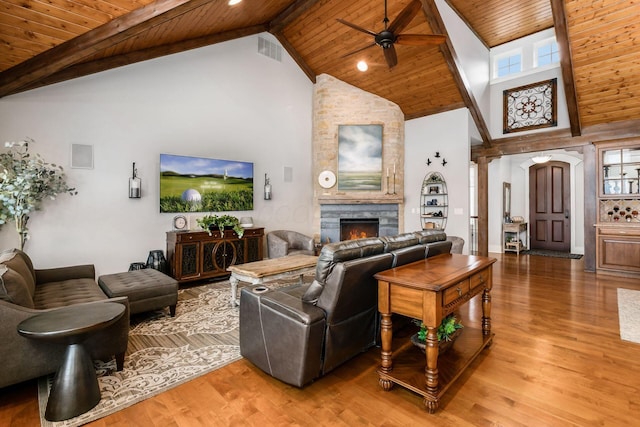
[{"left": 340, "top": 218, "right": 379, "bottom": 241}]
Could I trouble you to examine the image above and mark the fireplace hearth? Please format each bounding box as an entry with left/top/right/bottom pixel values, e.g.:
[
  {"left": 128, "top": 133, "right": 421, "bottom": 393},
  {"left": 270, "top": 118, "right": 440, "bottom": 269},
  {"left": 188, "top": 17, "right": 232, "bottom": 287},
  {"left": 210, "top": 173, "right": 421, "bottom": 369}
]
[{"left": 340, "top": 218, "right": 379, "bottom": 241}]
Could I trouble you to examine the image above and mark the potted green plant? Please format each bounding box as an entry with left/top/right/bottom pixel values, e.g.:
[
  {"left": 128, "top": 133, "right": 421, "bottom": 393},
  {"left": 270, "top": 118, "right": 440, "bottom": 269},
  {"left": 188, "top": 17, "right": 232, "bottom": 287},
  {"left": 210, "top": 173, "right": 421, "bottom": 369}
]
[
  {"left": 196, "top": 214, "right": 244, "bottom": 238},
  {"left": 411, "top": 314, "right": 463, "bottom": 354},
  {"left": 0, "top": 138, "right": 77, "bottom": 250}
]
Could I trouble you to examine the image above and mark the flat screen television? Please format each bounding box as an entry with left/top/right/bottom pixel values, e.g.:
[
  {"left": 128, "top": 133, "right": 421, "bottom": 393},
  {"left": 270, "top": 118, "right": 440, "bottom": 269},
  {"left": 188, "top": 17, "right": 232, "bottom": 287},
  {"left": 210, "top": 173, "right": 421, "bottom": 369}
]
[{"left": 159, "top": 154, "right": 253, "bottom": 213}]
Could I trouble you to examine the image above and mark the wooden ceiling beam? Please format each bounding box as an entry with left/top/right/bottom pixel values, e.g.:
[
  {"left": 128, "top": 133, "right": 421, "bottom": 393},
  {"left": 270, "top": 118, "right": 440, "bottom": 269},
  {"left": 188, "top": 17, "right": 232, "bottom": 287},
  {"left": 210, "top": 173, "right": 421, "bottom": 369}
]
[
  {"left": 272, "top": 34, "right": 317, "bottom": 83},
  {"left": 421, "top": 0, "right": 493, "bottom": 148},
  {"left": 551, "top": 0, "right": 582, "bottom": 137},
  {"left": 470, "top": 118, "right": 640, "bottom": 161},
  {"left": 269, "top": 0, "right": 322, "bottom": 33},
  {"left": 12, "top": 25, "right": 268, "bottom": 96},
  {"left": 269, "top": 0, "right": 322, "bottom": 83},
  {"left": 0, "top": 0, "right": 217, "bottom": 98}
]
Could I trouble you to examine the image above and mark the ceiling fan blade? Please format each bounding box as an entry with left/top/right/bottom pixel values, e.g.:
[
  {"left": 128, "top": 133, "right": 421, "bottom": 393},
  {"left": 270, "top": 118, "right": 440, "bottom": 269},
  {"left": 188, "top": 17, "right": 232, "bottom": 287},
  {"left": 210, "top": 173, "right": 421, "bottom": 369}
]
[
  {"left": 336, "top": 19, "right": 378, "bottom": 37},
  {"left": 387, "top": 0, "right": 422, "bottom": 34},
  {"left": 383, "top": 45, "right": 398, "bottom": 69},
  {"left": 341, "top": 42, "right": 377, "bottom": 58},
  {"left": 395, "top": 34, "right": 446, "bottom": 46}
]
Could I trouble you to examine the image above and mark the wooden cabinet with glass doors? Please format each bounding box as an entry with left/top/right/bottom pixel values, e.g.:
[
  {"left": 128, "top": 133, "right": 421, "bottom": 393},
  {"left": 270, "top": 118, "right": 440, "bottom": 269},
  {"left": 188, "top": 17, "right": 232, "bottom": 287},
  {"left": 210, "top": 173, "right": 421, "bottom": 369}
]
[{"left": 595, "top": 139, "right": 640, "bottom": 276}]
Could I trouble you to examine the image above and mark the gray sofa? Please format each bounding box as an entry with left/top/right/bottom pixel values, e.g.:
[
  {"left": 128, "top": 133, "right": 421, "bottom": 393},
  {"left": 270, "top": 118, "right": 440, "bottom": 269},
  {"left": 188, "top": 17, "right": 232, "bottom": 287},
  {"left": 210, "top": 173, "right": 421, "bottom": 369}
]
[
  {"left": 239, "top": 230, "right": 452, "bottom": 387},
  {"left": 0, "top": 248, "right": 130, "bottom": 389}
]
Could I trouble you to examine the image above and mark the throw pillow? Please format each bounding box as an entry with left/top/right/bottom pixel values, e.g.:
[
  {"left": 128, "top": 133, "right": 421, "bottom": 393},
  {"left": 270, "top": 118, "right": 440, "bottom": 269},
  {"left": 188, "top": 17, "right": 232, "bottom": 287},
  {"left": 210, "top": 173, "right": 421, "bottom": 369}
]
[{"left": 0, "top": 265, "right": 35, "bottom": 308}]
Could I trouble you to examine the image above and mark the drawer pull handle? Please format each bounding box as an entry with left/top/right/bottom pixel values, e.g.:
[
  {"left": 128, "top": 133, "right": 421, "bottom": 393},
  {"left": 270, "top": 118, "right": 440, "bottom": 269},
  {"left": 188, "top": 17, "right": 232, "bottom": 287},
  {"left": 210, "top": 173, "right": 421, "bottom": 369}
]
[{"left": 456, "top": 287, "right": 462, "bottom": 296}]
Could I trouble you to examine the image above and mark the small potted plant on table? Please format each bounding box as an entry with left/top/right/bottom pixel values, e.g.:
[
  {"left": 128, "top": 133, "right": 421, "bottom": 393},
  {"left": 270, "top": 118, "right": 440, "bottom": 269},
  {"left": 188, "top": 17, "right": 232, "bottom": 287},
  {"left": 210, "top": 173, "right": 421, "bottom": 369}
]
[
  {"left": 196, "top": 214, "right": 244, "bottom": 238},
  {"left": 411, "top": 313, "right": 463, "bottom": 354}
]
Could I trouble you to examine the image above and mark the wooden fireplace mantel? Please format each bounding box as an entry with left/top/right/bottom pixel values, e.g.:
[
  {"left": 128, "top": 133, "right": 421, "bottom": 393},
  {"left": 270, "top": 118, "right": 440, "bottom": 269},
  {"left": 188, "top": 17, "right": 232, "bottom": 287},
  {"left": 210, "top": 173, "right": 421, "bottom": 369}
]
[{"left": 317, "top": 195, "right": 404, "bottom": 204}]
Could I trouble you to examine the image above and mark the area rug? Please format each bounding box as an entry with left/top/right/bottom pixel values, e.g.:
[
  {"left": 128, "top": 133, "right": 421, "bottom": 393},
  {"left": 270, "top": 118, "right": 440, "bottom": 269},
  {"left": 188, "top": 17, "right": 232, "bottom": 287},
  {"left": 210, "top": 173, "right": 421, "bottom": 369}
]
[
  {"left": 37, "top": 275, "right": 310, "bottom": 427},
  {"left": 520, "top": 249, "right": 583, "bottom": 259},
  {"left": 618, "top": 288, "right": 640, "bottom": 344}
]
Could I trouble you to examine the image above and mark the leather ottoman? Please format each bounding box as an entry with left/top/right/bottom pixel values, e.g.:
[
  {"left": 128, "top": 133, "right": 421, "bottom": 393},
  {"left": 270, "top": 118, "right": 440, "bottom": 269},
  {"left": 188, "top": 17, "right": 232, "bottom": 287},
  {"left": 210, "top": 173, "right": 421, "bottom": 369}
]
[{"left": 98, "top": 269, "right": 178, "bottom": 316}]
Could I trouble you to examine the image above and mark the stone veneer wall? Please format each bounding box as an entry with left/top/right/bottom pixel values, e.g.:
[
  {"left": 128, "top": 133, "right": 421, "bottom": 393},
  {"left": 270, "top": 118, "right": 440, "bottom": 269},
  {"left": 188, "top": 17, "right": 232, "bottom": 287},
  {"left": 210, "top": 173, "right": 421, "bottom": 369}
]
[{"left": 312, "top": 74, "right": 405, "bottom": 242}]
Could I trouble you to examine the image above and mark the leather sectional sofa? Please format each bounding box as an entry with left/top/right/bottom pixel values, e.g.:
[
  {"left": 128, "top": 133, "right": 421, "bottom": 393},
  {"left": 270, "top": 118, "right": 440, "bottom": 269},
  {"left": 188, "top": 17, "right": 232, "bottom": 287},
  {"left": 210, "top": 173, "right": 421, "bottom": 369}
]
[
  {"left": 0, "top": 248, "right": 130, "bottom": 389},
  {"left": 239, "top": 230, "right": 453, "bottom": 387}
]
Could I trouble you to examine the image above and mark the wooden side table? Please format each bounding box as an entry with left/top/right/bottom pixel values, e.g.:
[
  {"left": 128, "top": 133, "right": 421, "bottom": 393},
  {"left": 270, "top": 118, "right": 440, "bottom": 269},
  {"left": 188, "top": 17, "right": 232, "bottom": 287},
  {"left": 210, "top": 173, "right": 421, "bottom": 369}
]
[
  {"left": 18, "top": 303, "right": 125, "bottom": 421},
  {"left": 503, "top": 222, "right": 528, "bottom": 254},
  {"left": 374, "top": 253, "right": 496, "bottom": 413}
]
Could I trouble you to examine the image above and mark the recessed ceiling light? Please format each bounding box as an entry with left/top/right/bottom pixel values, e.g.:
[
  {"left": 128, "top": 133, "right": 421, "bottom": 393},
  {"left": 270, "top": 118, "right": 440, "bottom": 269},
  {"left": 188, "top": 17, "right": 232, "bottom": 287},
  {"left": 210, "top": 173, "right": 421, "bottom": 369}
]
[
  {"left": 228, "top": 0, "right": 242, "bottom": 5},
  {"left": 357, "top": 61, "right": 368, "bottom": 72}
]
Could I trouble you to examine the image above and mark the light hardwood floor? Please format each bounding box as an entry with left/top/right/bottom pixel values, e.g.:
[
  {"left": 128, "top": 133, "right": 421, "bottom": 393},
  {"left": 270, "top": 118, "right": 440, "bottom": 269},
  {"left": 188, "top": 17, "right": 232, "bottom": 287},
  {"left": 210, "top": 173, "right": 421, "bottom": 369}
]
[{"left": 2, "top": 253, "right": 639, "bottom": 426}]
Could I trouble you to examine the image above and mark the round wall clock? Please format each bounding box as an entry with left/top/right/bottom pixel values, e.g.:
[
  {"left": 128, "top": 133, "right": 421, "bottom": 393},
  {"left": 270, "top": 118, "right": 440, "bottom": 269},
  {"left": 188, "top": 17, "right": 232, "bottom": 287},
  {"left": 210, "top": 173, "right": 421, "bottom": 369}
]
[
  {"left": 172, "top": 215, "right": 188, "bottom": 231},
  {"left": 318, "top": 170, "right": 337, "bottom": 189}
]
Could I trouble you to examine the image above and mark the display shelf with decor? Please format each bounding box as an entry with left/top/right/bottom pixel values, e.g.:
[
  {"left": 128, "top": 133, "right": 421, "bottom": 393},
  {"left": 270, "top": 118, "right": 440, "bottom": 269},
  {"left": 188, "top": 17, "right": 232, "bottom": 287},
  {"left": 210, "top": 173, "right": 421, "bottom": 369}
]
[
  {"left": 595, "top": 139, "right": 640, "bottom": 276},
  {"left": 166, "top": 227, "right": 264, "bottom": 283},
  {"left": 420, "top": 171, "right": 448, "bottom": 231}
]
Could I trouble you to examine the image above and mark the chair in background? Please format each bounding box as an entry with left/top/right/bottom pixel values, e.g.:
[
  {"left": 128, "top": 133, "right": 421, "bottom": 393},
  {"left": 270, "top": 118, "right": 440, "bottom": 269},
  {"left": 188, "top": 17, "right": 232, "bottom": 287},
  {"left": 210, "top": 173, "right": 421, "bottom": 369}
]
[{"left": 267, "top": 230, "right": 315, "bottom": 258}]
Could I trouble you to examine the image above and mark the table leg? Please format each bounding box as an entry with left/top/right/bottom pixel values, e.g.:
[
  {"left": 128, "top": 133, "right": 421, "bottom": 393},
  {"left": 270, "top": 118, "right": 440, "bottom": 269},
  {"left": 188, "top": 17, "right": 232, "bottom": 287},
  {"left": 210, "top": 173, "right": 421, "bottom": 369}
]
[
  {"left": 229, "top": 275, "right": 239, "bottom": 307},
  {"left": 378, "top": 312, "right": 394, "bottom": 391},
  {"left": 45, "top": 342, "right": 100, "bottom": 421},
  {"left": 423, "top": 325, "right": 440, "bottom": 412},
  {"left": 482, "top": 285, "right": 492, "bottom": 335}
]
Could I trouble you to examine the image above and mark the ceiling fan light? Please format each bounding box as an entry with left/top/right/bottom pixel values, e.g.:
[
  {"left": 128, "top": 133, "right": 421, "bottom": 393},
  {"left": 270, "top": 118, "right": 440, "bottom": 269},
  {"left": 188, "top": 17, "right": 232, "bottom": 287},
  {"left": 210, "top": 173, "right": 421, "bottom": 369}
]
[
  {"left": 531, "top": 154, "right": 551, "bottom": 164},
  {"left": 357, "top": 61, "right": 368, "bottom": 71}
]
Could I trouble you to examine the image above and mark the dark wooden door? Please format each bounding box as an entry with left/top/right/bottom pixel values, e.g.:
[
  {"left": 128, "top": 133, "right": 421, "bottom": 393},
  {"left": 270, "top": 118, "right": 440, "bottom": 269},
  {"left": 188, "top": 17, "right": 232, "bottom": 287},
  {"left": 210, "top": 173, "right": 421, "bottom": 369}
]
[{"left": 529, "top": 161, "right": 571, "bottom": 251}]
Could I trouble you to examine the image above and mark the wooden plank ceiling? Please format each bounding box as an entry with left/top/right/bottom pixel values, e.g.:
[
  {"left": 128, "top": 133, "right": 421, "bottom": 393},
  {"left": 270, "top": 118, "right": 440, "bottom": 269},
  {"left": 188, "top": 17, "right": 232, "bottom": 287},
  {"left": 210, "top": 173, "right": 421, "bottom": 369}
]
[{"left": 2, "top": 0, "right": 640, "bottom": 155}]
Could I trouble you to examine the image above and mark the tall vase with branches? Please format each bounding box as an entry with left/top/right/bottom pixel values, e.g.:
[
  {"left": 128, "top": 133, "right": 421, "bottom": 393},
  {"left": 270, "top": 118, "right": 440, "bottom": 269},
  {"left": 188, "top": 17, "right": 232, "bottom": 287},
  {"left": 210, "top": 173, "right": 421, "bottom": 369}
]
[{"left": 0, "top": 138, "right": 77, "bottom": 250}]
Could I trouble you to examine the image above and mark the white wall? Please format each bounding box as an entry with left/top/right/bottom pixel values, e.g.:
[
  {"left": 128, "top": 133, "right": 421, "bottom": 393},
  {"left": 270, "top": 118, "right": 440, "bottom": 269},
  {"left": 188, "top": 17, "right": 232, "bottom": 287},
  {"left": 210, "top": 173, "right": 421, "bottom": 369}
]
[
  {"left": 437, "top": 0, "right": 490, "bottom": 118},
  {"left": 0, "top": 33, "right": 313, "bottom": 275},
  {"left": 405, "top": 109, "right": 471, "bottom": 253}
]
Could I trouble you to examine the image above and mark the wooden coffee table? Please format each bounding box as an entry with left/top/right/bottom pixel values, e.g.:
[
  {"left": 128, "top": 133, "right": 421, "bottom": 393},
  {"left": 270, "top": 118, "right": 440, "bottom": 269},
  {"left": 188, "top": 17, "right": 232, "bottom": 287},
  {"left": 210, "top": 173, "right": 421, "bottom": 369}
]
[{"left": 227, "top": 254, "right": 318, "bottom": 306}]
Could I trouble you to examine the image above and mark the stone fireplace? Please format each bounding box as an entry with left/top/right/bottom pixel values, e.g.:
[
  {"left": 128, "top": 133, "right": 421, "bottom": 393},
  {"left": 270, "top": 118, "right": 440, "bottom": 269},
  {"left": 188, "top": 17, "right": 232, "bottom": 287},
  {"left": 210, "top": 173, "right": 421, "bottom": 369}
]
[
  {"left": 320, "top": 204, "right": 398, "bottom": 243},
  {"left": 312, "top": 75, "right": 405, "bottom": 242}
]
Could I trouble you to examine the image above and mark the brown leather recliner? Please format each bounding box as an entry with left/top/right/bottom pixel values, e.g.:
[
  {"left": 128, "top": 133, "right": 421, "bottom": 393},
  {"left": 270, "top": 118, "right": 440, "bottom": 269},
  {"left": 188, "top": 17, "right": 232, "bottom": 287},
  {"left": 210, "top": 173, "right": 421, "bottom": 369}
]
[{"left": 239, "top": 231, "right": 451, "bottom": 387}]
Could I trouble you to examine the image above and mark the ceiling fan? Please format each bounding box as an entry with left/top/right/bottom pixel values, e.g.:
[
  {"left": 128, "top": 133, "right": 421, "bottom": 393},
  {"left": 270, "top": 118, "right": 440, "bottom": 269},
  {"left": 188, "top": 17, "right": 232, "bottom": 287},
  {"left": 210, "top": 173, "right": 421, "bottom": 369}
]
[{"left": 337, "top": 0, "right": 446, "bottom": 69}]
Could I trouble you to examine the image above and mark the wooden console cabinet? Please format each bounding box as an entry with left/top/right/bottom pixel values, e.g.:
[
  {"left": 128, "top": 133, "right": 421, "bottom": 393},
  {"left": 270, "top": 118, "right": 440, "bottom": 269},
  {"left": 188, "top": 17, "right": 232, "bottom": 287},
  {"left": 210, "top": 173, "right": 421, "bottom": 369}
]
[{"left": 166, "top": 228, "right": 264, "bottom": 283}]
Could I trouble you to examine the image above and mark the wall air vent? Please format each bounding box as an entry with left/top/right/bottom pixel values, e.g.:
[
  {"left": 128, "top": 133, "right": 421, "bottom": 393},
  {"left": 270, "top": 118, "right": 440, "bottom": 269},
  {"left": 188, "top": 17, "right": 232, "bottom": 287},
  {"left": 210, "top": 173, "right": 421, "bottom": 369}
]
[{"left": 258, "top": 37, "right": 282, "bottom": 62}]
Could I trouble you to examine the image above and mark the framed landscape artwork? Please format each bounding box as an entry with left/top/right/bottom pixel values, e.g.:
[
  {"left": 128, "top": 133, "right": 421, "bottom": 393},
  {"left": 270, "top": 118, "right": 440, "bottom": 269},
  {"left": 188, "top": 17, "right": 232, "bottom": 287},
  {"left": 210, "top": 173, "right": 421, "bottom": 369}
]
[
  {"left": 159, "top": 154, "right": 253, "bottom": 213},
  {"left": 337, "top": 124, "right": 383, "bottom": 191},
  {"left": 503, "top": 78, "right": 557, "bottom": 134}
]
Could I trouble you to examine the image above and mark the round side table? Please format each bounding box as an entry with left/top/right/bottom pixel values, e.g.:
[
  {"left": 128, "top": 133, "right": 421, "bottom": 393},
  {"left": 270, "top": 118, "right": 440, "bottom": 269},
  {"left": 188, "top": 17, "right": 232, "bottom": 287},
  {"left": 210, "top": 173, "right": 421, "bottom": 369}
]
[{"left": 18, "top": 303, "right": 125, "bottom": 421}]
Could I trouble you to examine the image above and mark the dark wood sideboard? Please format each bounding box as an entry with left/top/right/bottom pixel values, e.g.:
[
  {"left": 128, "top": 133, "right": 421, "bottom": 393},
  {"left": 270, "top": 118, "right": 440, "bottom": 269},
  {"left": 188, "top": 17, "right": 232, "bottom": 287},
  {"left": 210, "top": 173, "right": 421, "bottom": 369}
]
[{"left": 166, "top": 228, "right": 264, "bottom": 284}]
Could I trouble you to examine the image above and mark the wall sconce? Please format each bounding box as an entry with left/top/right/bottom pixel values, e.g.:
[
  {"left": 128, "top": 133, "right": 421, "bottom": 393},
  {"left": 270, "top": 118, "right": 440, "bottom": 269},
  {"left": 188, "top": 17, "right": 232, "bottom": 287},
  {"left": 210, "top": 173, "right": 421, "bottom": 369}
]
[
  {"left": 129, "top": 162, "right": 141, "bottom": 198},
  {"left": 264, "top": 173, "right": 272, "bottom": 200}
]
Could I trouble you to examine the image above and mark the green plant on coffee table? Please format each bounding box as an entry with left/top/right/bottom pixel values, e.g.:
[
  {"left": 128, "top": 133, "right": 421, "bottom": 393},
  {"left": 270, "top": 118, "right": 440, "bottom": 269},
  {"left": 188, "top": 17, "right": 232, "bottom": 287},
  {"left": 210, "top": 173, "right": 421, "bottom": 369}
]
[
  {"left": 413, "top": 313, "right": 463, "bottom": 343},
  {"left": 196, "top": 214, "right": 244, "bottom": 238}
]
